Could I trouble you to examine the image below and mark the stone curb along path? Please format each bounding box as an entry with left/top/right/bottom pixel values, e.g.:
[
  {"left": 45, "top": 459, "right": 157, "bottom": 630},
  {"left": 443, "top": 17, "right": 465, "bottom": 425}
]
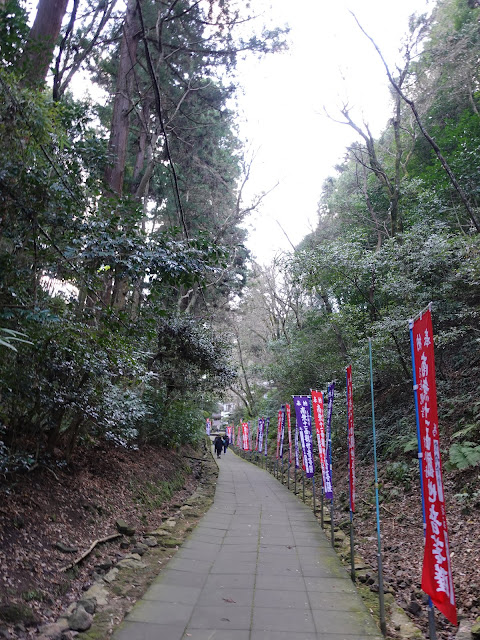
[
  {"left": 110, "top": 446, "right": 385, "bottom": 640},
  {"left": 34, "top": 444, "right": 219, "bottom": 640}
]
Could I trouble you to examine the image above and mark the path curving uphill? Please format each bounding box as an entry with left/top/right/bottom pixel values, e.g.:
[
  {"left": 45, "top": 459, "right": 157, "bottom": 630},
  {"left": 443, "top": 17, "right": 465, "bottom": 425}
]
[{"left": 114, "top": 449, "right": 383, "bottom": 639}]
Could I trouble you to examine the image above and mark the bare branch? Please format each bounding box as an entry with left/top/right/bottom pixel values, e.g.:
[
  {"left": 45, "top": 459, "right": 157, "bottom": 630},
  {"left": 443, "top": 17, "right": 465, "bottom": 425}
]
[{"left": 350, "top": 10, "right": 480, "bottom": 232}]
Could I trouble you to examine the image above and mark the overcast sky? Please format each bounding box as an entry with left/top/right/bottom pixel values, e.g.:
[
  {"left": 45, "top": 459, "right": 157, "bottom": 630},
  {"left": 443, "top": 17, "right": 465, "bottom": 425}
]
[{"left": 236, "top": 0, "right": 431, "bottom": 263}]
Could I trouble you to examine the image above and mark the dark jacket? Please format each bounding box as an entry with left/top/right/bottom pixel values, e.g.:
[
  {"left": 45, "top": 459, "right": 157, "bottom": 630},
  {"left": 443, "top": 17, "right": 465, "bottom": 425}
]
[{"left": 214, "top": 436, "right": 223, "bottom": 453}]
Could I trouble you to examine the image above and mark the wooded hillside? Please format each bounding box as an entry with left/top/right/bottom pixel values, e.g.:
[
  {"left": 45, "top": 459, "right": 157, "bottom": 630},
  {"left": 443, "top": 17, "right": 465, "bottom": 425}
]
[{"left": 229, "top": 0, "right": 480, "bottom": 477}]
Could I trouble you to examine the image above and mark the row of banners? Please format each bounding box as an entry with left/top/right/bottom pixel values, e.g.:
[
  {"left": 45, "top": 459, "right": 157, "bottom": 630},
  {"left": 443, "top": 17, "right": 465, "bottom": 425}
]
[{"left": 206, "top": 308, "right": 456, "bottom": 627}]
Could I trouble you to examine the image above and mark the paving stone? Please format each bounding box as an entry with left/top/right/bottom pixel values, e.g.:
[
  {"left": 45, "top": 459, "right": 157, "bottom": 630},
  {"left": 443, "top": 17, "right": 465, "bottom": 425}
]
[
  {"left": 255, "top": 574, "right": 306, "bottom": 591},
  {"left": 142, "top": 584, "right": 202, "bottom": 604},
  {"left": 210, "top": 560, "right": 257, "bottom": 574},
  {"left": 127, "top": 601, "right": 194, "bottom": 626},
  {"left": 253, "top": 589, "right": 310, "bottom": 609},
  {"left": 182, "top": 630, "right": 249, "bottom": 640},
  {"left": 251, "top": 632, "right": 318, "bottom": 640},
  {"left": 158, "top": 570, "right": 208, "bottom": 588},
  {"left": 114, "top": 621, "right": 185, "bottom": 640},
  {"left": 188, "top": 605, "right": 252, "bottom": 630},
  {"left": 252, "top": 607, "right": 316, "bottom": 633},
  {"left": 197, "top": 586, "right": 253, "bottom": 608},
  {"left": 167, "top": 557, "right": 213, "bottom": 574},
  {"left": 203, "top": 573, "right": 255, "bottom": 590}
]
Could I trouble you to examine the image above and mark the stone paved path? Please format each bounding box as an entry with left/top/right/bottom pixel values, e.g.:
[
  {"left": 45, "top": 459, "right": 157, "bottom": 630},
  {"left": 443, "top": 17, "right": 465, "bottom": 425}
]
[{"left": 114, "top": 449, "right": 383, "bottom": 640}]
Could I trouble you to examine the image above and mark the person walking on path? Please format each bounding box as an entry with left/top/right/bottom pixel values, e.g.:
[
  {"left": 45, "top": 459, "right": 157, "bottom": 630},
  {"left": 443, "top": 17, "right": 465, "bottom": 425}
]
[
  {"left": 222, "top": 433, "right": 229, "bottom": 454},
  {"left": 214, "top": 435, "right": 223, "bottom": 458}
]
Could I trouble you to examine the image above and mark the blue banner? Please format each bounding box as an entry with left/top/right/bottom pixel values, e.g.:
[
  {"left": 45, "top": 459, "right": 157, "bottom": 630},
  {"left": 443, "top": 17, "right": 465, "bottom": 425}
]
[
  {"left": 325, "top": 382, "right": 335, "bottom": 499},
  {"left": 258, "top": 418, "right": 264, "bottom": 453},
  {"left": 293, "top": 396, "right": 314, "bottom": 478},
  {"left": 264, "top": 417, "right": 269, "bottom": 456}
]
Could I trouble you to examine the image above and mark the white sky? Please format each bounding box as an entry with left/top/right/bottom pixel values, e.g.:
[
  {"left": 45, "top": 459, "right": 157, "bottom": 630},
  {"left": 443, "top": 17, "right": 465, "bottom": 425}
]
[{"left": 237, "top": 0, "right": 432, "bottom": 263}]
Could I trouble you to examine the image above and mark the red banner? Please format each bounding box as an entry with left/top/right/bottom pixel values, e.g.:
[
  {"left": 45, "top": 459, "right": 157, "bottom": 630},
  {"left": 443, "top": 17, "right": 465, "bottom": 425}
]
[
  {"left": 412, "top": 309, "right": 456, "bottom": 625},
  {"left": 346, "top": 365, "right": 356, "bottom": 513},
  {"left": 276, "top": 409, "right": 282, "bottom": 459},
  {"left": 286, "top": 404, "right": 292, "bottom": 463},
  {"left": 312, "top": 390, "right": 327, "bottom": 483},
  {"left": 242, "top": 422, "right": 249, "bottom": 450}
]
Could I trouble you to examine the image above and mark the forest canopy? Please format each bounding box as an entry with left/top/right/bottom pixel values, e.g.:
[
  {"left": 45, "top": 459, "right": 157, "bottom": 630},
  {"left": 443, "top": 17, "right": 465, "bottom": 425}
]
[{"left": 0, "top": 0, "right": 287, "bottom": 465}]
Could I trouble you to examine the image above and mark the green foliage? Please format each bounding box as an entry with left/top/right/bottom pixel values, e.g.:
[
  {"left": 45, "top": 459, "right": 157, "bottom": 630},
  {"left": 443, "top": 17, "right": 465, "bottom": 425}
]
[
  {"left": 0, "top": 328, "right": 32, "bottom": 351},
  {"left": 384, "top": 461, "right": 412, "bottom": 490},
  {"left": 449, "top": 442, "right": 480, "bottom": 469},
  {"left": 0, "top": 0, "right": 28, "bottom": 68}
]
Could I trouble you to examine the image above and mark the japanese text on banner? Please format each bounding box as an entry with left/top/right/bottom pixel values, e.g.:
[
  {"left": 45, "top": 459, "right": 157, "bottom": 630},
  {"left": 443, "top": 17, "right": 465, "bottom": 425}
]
[
  {"left": 276, "top": 409, "right": 282, "bottom": 459},
  {"left": 286, "top": 404, "right": 292, "bottom": 464},
  {"left": 346, "top": 366, "right": 356, "bottom": 513},
  {"left": 258, "top": 418, "right": 264, "bottom": 453},
  {"left": 293, "top": 396, "right": 315, "bottom": 478},
  {"left": 242, "top": 422, "right": 249, "bottom": 451},
  {"left": 325, "top": 382, "right": 335, "bottom": 499},
  {"left": 411, "top": 309, "right": 456, "bottom": 625},
  {"left": 312, "top": 390, "right": 332, "bottom": 498},
  {"left": 279, "top": 406, "right": 286, "bottom": 459},
  {"left": 264, "top": 417, "right": 269, "bottom": 456}
]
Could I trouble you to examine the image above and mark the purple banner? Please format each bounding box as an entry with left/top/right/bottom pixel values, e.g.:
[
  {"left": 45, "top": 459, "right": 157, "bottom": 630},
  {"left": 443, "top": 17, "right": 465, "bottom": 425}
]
[
  {"left": 279, "top": 405, "right": 286, "bottom": 459},
  {"left": 324, "top": 382, "right": 335, "bottom": 500},
  {"left": 258, "top": 418, "right": 264, "bottom": 453},
  {"left": 293, "top": 396, "right": 314, "bottom": 478},
  {"left": 248, "top": 421, "right": 252, "bottom": 450},
  {"left": 264, "top": 417, "right": 269, "bottom": 456}
]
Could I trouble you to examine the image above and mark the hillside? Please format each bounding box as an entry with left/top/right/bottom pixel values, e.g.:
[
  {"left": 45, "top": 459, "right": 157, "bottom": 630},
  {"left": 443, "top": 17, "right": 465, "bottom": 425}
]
[{"left": 0, "top": 441, "right": 211, "bottom": 637}]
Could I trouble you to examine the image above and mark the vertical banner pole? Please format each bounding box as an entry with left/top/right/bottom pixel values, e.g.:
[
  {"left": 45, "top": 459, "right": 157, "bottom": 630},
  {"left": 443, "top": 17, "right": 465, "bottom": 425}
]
[
  {"left": 346, "top": 368, "right": 355, "bottom": 582},
  {"left": 288, "top": 462, "right": 290, "bottom": 489},
  {"left": 303, "top": 471, "right": 305, "bottom": 502},
  {"left": 310, "top": 397, "right": 316, "bottom": 514},
  {"left": 320, "top": 484, "right": 324, "bottom": 528},
  {"left": 349, "top": 510, "right": 355, "bottom": 581},
  {"left": 409, "top": 319, "right": 438, "bottom": 640},
  {"left": 312, "top": 475, "right": 316, "bottom": 515},
  {"left": 369, "top": 339, "right": 387, "bottom": 636},
  {"left": 324, "top": 384, "right": 335, "bottom": 548},
  {"left": 330, "top": 496, "right": 335, "bottom": 549},
  {"left": 294, "top": 421, "right": 299, "bottom": 495}
]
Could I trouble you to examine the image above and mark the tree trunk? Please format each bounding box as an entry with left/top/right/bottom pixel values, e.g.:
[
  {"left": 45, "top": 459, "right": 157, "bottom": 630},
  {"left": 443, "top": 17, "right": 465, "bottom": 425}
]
[
  {"left": 19, "top": 0, "right": 69, "bottom": 87},
  {"left": 103, "top": 0, "right": 142, "bottom": 309},
  {"left": 104, "top": 0, "right": 140, "bottom": 195}
]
